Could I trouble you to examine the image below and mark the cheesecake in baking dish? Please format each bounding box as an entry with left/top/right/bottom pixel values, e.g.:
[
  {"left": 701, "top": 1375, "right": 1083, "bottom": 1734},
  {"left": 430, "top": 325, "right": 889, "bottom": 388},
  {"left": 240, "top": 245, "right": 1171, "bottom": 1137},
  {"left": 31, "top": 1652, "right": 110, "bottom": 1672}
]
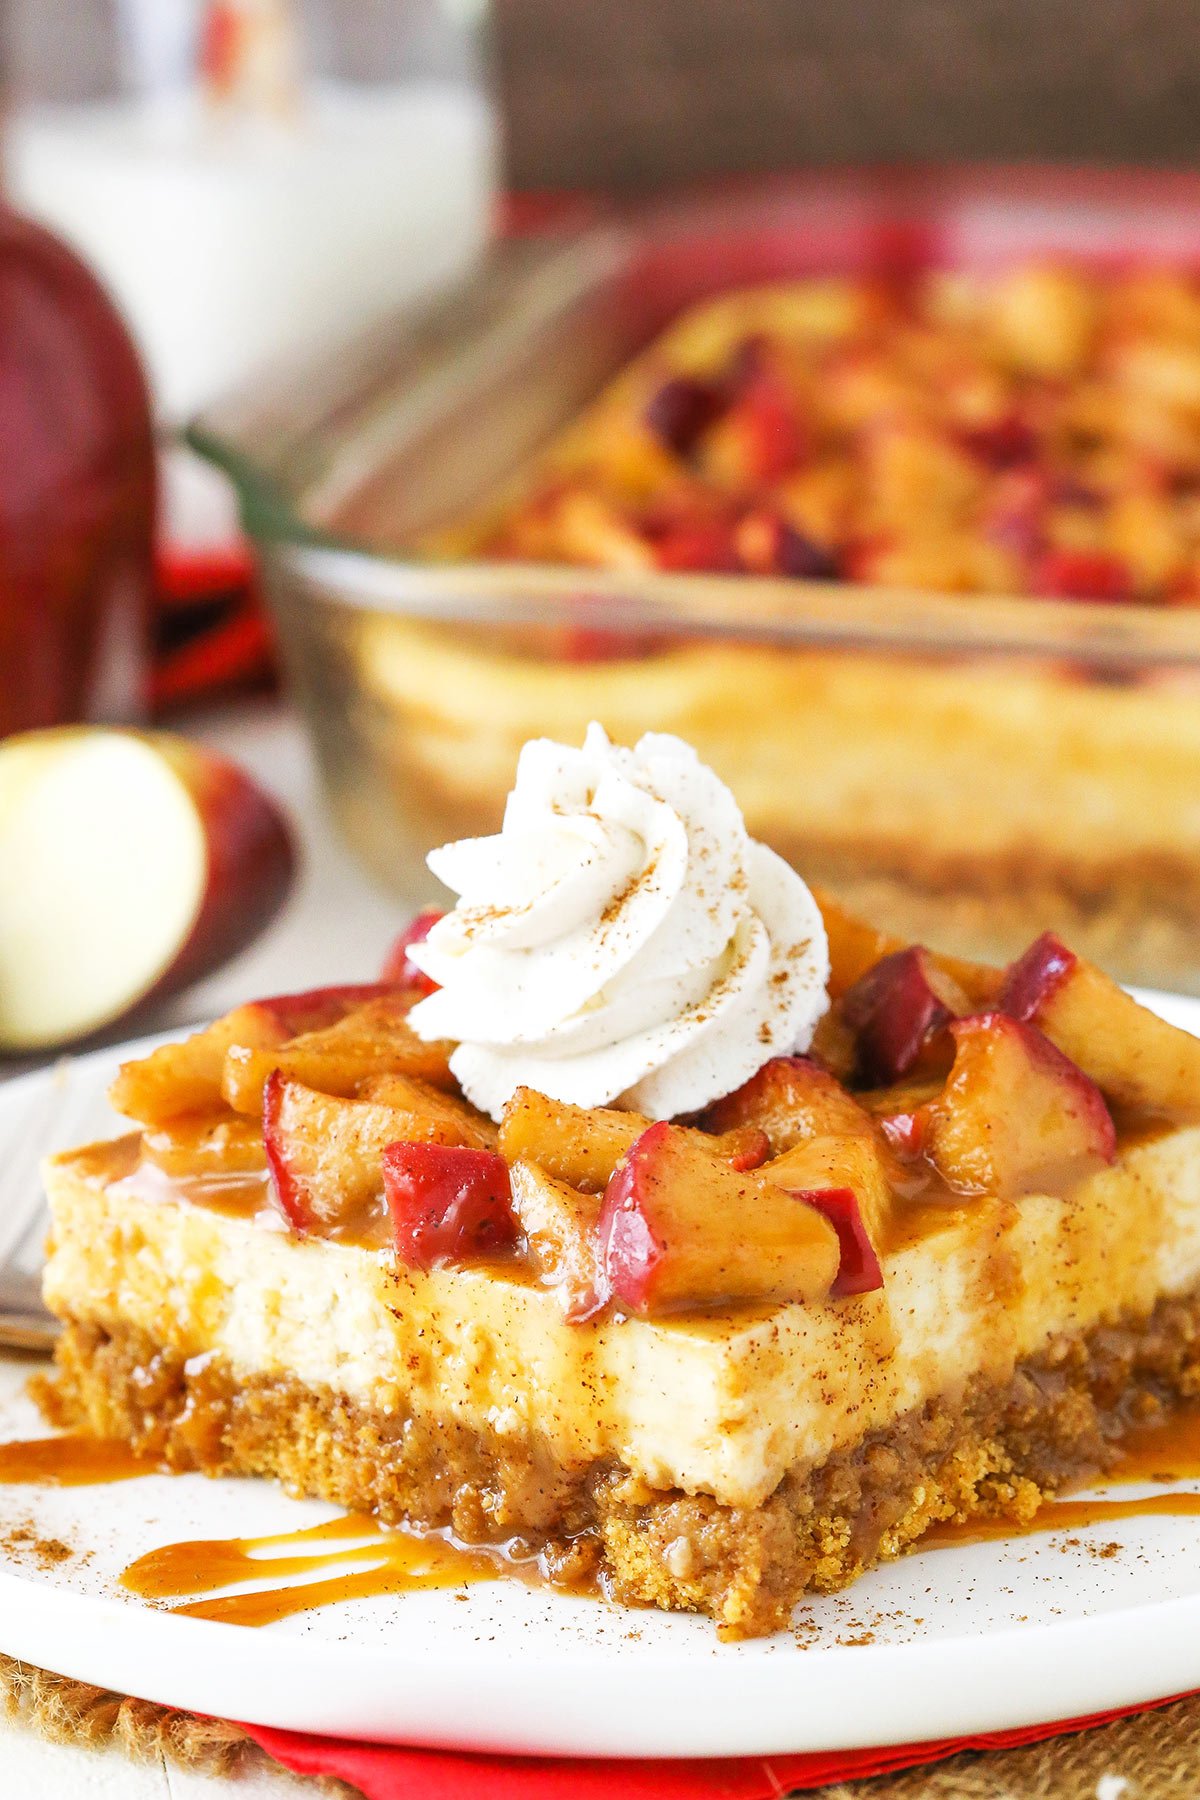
[
  {"left": 39, "top": 728, "right": 1200, "bottom": 1637},
  {"left": 355, "top": 264, "right": 1200, "bottom": 989}
]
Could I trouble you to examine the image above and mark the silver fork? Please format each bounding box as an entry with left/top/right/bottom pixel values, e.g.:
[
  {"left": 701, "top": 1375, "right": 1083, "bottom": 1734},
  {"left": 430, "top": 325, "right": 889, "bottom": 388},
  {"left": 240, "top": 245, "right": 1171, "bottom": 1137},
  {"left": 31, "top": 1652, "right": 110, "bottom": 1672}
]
[
  {"left": 0, "top": 1059, "right": 84, "bottom": 1354},
  {"left": 0, "top": 1265, "right": 57, "bottom": 1352}
]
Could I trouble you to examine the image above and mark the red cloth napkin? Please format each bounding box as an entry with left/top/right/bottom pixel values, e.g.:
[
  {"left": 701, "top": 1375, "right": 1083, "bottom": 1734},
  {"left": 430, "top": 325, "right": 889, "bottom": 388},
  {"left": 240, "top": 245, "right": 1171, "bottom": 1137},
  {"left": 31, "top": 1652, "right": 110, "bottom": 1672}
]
[
  {"left": 151, "top": 543, "right": 274, "bottom": 712},
  {"left": 242, "top": 1689, "right": 1189, "bottom": 1799}
]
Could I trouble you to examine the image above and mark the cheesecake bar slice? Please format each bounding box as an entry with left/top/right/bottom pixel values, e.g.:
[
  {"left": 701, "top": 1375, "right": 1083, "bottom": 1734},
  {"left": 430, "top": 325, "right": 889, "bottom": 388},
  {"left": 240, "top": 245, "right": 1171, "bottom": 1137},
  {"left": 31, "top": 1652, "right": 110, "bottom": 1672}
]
[{"left": 39, "top": 908, "right": 1200, "bottom": 1638}]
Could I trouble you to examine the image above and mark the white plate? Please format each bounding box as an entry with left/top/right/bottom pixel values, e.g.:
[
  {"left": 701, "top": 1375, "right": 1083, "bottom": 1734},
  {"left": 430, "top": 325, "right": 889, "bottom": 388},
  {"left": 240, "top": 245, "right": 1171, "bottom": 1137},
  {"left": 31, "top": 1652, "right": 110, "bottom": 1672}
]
[{"left": 3, "top": 1005, "right": 1200, "bottom": 1759}]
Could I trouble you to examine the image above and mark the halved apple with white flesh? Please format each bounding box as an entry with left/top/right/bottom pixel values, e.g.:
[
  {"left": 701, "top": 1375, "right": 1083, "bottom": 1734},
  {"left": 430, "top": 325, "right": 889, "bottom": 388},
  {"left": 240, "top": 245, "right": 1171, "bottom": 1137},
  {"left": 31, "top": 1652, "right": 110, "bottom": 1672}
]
[{"left": 0, "top": 728, "right": 294, "bottom": 1051}]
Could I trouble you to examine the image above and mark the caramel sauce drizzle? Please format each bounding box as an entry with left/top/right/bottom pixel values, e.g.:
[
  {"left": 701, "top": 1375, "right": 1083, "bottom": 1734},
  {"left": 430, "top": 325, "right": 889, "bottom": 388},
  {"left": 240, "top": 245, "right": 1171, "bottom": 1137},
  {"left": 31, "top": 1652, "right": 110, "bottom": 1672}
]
[
  {"left": 0, "top": 1435, "right": 158, "bottom": 1486},
  {"left": 119, "top": 1512, "right": 496, "bottom": 1626}
]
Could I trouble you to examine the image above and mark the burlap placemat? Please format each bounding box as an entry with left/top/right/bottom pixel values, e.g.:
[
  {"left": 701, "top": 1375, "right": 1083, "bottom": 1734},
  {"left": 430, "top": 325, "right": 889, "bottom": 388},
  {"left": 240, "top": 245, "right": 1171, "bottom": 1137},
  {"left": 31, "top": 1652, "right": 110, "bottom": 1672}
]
[{"left": 4, "top": 1650, "right": 1199, "bottom": 1798}]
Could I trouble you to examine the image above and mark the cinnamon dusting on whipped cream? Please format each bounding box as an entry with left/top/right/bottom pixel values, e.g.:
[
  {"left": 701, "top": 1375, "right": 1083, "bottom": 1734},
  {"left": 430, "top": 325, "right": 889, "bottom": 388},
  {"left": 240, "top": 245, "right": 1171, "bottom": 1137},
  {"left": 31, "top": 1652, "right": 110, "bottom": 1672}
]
[{"left": 407, "top": 724, "right": 830, "bottom": 1120}]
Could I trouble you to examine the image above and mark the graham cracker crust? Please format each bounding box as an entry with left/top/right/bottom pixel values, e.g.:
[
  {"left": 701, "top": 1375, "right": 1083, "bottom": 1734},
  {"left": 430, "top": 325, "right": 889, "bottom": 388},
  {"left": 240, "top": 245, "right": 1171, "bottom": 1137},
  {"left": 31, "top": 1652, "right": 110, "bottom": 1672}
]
[{"left": 38, "top": 1288, "right": 1200, "bottom": 1639}]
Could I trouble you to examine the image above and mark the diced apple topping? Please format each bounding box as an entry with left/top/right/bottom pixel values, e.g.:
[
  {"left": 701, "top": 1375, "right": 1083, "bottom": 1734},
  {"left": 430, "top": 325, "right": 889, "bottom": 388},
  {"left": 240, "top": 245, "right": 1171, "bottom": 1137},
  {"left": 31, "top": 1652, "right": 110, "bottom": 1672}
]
[
  {"left": 244, "top": 983, "right": 408, "bottom": 1039},
  {"left": 357, "top": 1074, "right": 496, "bottom": 1149},
  {"left": 499, "top": 1088, "right": 647, "bottom": 1191},
  {"left": 112, "top": 891, "right": 1192, "bottom": 1324},
  {"left": 379, "top": 909, "right": 444, "bottom": 993},
  {"left": 110, "top": 983, "right": 407, "bottom": 1125},
  {"left": 858, "top": 1080, "right": 944, "bottom": 1161},
  {"left": 717, "top": 1125, "right": 773, "bottom": 1171},
  {"left": 262, "top": 1072, "right": 491, "bottom": 1232},
  {"left": 142, "top": 1110, "right": 267, "bottom": 1180},
  {"left": 498, "top": 1087, "right": 766, "bottom": 1191},
  {"left": 222, "top": 995, "right": 455, "bottom": 1115},
  {"left": 703, "top": 1056, "right": 875, "bottom": 1156},
  {"left": 839, "top": 947, "right": 970, "bottom": 1083},
  {"left": 508, "top": 1159, "right": 607, "bottom": 1322},
  {"left": 764, "top": 1130, "right": 894, "bottom": 1251},
  {"left": 1001, "top": 931, "right": 1200, "bottom": 1116},
  {"left": 383, "top": 1143, "right": 516, "bottom": 1271},
  {"left": 925, "top": 1012, "right": 1116, "bottom": 1198},
  {"left": 110, "top": 1007, "right": 277, "bottom": 1125},
  {"left": 781, "top": 1187, "right": 883, "bottom": 1297},
  {"left": 598, "top": 1123, "right": 839, "bottom": 1317}
]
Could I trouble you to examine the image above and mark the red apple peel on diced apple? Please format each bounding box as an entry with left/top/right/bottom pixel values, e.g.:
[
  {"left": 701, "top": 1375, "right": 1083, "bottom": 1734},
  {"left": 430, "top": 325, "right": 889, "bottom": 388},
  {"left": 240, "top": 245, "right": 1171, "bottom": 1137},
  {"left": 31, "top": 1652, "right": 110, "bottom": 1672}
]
[
  {"left": 782, "top": 1187, "right": 883, "bottom": 1298},
  {"left": 383, "top": 1142, "right": 516, "bottom": 1271},
  {"left": 927, "top": 1012, "right": 1115, "bottom": 1197},
  {"left": 262, "top": 1070, "right": 489, "bottom": 1235},
  {"left": 840, "top": 947, "right": 969, "bottom": 1084},
  {"left": 598, "top": 1122, "right": 839, "bottom": 1318},
  {"left": 1000, "top": 932, "right": 1200, "bottom": 1116},
  {"left": 999, "top": 932, "right": 1077, "bottom": 1024}
]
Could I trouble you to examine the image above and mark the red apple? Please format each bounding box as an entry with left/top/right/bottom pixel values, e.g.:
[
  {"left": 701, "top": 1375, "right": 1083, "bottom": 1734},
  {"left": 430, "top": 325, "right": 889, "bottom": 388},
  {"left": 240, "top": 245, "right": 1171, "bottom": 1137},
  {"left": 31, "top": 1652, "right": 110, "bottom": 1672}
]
[
  {"left": 961, "top": 411, "right": 1037, "bottom": 470},
  {"left": 0, "top": 728, "right": 294, "bottom": 1052},
  {"left": 652, "top": 519, "right": 741, "bottom": 573},
  {"left": 380, "top": 909, "right": 444, "bottom": 993},
  {"left": 722, "top": 371, "right": 809, "bottom": 484},
  {"left": 598, "top": 1122, "right": 839, "bottom": 1317},
  {"left": 383, "top": 1142, "right": 516, "bottom": 1271},
  {"left": 0, "top": 206, "right": 156, "bottom": 738},
  {"left": 263, "top": 1072, "right": 390, "bottom": 1232},
  {"left": 1000, "top": 932, "right": 1200, "bottom": 1116},
  {"left": 876, "top": 1104, "right": 929, "bottom": 1161},
  {"left": 926, "top": 1012, "right": 1116, "bottom": 1197},
  {"left": 782, "top": 1187, "right": 883, "bottom": 1298},
  {"left": 736, "top": 510, "right": 838, "bottom": 578},
  {"left": 999, "top": 931, "right": 1077, "bottom": 1023},
  {"left": 839, "top": 947, "right": 970, "bottom": 1084},
  {"left": 248, "top": 982, "right": 404, "bottom": 1038},
  {"left": 860, "top": 1080, "right": 944, "bottom": 1162},
  {"left": 812, "top": 885, "right": 1001, "bottom": 1008},
  {"left": 721, "top": 1126, "right": 772, "bottom": 1171}
]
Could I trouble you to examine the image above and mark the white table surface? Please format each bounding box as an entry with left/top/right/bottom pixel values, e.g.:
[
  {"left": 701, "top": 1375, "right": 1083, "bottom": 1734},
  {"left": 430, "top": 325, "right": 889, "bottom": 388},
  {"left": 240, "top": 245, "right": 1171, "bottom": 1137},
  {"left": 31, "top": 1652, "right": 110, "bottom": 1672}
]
[{"left": 1, "top": 701, "right": 407, "bottom": 1799}]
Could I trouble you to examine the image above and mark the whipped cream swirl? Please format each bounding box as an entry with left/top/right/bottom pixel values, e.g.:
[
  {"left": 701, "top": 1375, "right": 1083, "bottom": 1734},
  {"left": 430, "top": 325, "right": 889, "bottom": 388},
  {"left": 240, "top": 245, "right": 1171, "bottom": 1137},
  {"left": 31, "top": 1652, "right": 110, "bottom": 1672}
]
[{"left": 407, "top": 725, "right": 830, "bottom": 1121}]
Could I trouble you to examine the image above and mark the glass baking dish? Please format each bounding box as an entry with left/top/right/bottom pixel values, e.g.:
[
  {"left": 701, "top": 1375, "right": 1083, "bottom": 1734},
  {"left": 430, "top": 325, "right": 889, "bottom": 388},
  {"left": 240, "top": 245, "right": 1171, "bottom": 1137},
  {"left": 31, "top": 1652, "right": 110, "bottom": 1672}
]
[{"left": 191, "top": 169, "right": 1200, "bottom": 992}]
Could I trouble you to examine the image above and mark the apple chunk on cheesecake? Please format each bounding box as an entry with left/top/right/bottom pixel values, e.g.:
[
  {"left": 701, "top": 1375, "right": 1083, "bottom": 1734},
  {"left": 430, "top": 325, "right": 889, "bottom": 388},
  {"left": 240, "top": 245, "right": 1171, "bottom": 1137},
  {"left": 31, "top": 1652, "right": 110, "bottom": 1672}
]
[{"left": 38, "top": 726, "right": 1200, "bottom": 1638}]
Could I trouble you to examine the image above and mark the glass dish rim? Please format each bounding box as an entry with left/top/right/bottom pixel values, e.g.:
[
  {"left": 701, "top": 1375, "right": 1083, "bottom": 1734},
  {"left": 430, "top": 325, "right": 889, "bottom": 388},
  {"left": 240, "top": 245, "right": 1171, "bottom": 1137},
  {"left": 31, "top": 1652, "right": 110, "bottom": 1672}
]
[{"left": 262, "top": 543, "right": 1200, "bottom": 666}]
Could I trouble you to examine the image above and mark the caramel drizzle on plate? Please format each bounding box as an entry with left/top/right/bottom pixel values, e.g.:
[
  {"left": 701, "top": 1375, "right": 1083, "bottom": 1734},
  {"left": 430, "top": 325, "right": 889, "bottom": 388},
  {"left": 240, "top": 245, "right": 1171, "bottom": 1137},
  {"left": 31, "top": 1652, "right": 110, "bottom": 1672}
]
[
  {"left": 0, "top": 1434, "right": 158, "bottom": 1486},
  {"left": 119, "top": 1513, "right": 495, "bottom": 1626}
]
